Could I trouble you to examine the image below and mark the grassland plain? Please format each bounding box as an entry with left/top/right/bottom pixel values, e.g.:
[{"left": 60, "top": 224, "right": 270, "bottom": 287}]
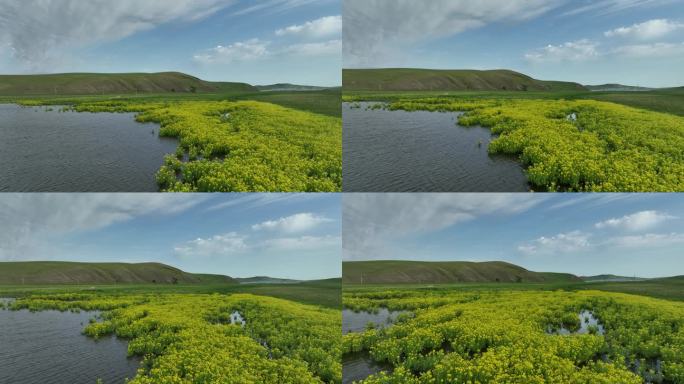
[
  {"left": 342, "top": 287, "right": 684, "bottom": 383},
  {"left": 343, "top": 92, "right": 684, "bottom": 192},
  {"left": 3, "top": 291, "right": 341, "bottom": 383},
  {"left": 12, "top": 94, "right": 341, "bottom": 192}
]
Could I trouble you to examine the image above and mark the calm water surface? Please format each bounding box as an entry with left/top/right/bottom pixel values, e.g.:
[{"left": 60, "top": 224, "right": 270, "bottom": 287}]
[
  {"left": 0, "top": 104, "right": 178, "bottom": 191},
  {"left": 548, "top": 310, "right": 605, "bottom": 335},
  {"left": 343, "top": 352, "right": 391, "bottom": 384},
  {"left": 343, "top": 308, "right": 408, "bottom": 334},
  {"left": 343, "top": 102, "right": 529, "bottom": 192},
  {"left": 0, "top": 307, "right": 139, "bottom": 384}
]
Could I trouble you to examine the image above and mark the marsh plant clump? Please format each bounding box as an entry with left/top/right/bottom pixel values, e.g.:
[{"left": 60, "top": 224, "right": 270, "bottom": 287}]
[
  {"left": 342, "top": 289, "right": 684, "bottom": 383},
  {"left": 9, "top": 293, "right": 341, "bottom": 383},
  {"left": 19, "top": 99, "right": 342, "bottom": 192},
  {"left": 347, "top": 96, "right": 684, "bottom": 192}
]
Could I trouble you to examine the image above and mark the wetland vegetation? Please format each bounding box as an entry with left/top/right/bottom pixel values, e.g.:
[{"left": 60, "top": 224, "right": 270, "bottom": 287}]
[
  {"left": 343, "top": 93, "right": 684, "bottom": 192},
  {"left": 0, "top": 72, "right": 341, "bottom": 192},
  {"left": 0, "top": 280, "right": 342, "bottom": 383},
  {"left": 342, "top": 287, "right": 684, "bottom": 383}
]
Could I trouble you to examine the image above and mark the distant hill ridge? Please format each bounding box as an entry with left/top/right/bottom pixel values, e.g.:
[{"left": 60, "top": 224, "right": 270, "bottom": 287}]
[
  {"left": 581, "top": 274, "right": 647, "bottom": 282},
  {"left": 343, "top": 68, "right": 587, "bottom": 92},
  {"left": 0, "top": 72, "right": 256, "bottom": 95},
  {"left": 255, "top": 83, "right": 329, "bottom": 92},
  {"left": 585, "top": 84, "right": 653, "bottom": 92},
  {"left": 342, "top": 260, "right": 582, "bottom": 284},
  {"left": 236, "top": 276, "right": 302, "bottom": 284},
  {"left": 0, "top": 261, "right": 237, "bottom": 285}
]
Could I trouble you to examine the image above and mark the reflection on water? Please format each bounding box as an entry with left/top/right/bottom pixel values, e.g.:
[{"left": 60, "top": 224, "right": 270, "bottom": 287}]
[
  {"left": 0, "top": 308, "right": 139, "bottom": 384},
  {"left": 630, "top": 357, "right": 664, "bottom": 384},
  {"left": 548, "top": 310, "right": 605, "bottom": 335},
  {"left": 343, "top": 308, "right": 408, "bottom": 334},
  {"left": 229, "top": 310, "right": 246, "bottom": 326},
  {"left": 343, "top": 352, "right": 392, "bottom": 384},
  {"left": 343, "top": 102, "right": 529, "bottom": 192}
]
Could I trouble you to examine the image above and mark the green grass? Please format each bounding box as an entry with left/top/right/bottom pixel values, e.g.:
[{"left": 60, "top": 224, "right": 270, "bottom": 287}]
[
  {"left": 580, "top": 277, "right": 684, "bottom": 302},
  {"left": 343, "top": 278, "right": 684, "bottom": 303},
  {"left": 580, "top": 88, "right": 684, "bottom": 117},
  {"left": 0, "top": 87, "right": 340, "bottom": 118},
  {"left": 343, "top": 88, "right": 684, "bottom": 117},
  {"left": 231, "top": 88, "right": 341, "bottom": 118},
  {"left": 0, "top": 279, "right": 341, "bottom": 309},
  {"left": 343, "top": 68, "right": 586, "bottom": 92}
]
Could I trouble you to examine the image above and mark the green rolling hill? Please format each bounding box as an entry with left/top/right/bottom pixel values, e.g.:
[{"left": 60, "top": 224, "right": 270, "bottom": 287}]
[
  {"left": 0, "top": 72, "right": 256, "bottom": 95},
  {"left": 581, "top": 274, "right": 647, "bottom": 282},
  {"left": 342, "top": 260, "right": 581, "bottom": 284},
  {"left": 0, "top": 261, "right": 237, "bottom": 285},
  {"left": 254, "top": 83, "right": 330, "bottom": 92},
  {"left": 343, "top": 68, "right": 587, "bottom": 92},
  {"left": 585, "top": 84, "right": 653, "bottom": 92},
  {"left": 236, "top": 276, "right": 302, "bottom": 284}
]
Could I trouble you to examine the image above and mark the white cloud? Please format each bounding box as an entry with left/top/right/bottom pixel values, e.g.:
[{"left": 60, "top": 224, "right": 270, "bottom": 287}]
[
  {"left": 0, "top": 194, "right": 206, "bottom": 261},
  {"left": 276, "top": 16, "right": 342, "bottom": 38},
  {"left": 595, "top": 210, "right": 677, "bottom": 231},
  {"left": 194, "top": 37, "right": 340, "bottom": 65},
  {"left": 193, "top": 39, "right": 270, "bottom": 64},
  {"left": 607, "top": 233, "right": 684, "bottom": 248},
  {"left": 343, "top": 193, "right": 548, "bottom": 259},
  {"left": 0, "top": 0, "right": 234, "bottom": 71},
  {"left": 518, "top": 231, "right": 592, "bottom": 255},
  {"left": 562, "top": 0, "right": 677, "bottom": 17},
  {"left": 174, "top": 232, "right": 338, "bottom": 258},
  {"left": 605, "top": 19, "right": 684, "bottom": 40},
  {"left": 264, "top": 235, "right": 340, "bottom": 251},
  {"left": 231, "top": 0, "right": 323, "bottom": 16},
  {"left": 612, "top": 41, "right": 684, "bottom": 57},
  {"left": 174, "top": 232, "right": 248, "bottom": 259},
  {"left": 205, "top": 193, "right": 316, "bottom": 211},
  {"left": 526, "top": 38, "right": 684, "bottom": 63},
  {"left": 525, "top": 39, "right": 600, "bottom": 62},
  {"left": 546, "top": 194, "right": 637, "bottom": 211},
  {"left": 284, "top": 40, "right": 342, "bottom": 56},
  {"left": 252, "top": 212, "right": 331, "bottom": 233},
  {"left": 344, "top": 0, "right": 563, "bottom": 67}
]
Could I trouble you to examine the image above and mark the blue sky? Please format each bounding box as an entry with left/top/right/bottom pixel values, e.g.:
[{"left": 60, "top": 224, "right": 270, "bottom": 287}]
[
  {"left": 343, "top": 194, "right": 684, "bottom": 278},
  {"left": 0, "top": 193, "right": 341, "bottom": 280},
  {"left": 0, "top": 0, "right": 341, "bottom": 86},
  {"left": 344, "top": 0, "right": 684, "bottom": 87}
]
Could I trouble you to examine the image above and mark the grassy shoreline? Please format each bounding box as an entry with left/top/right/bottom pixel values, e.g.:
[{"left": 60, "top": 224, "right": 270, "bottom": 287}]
[
  {"left": 344, "top": 94, "right": 684, "bottom": 191},
  {"left": 2, "top": 90, "right": 342, "bottom": 192}
]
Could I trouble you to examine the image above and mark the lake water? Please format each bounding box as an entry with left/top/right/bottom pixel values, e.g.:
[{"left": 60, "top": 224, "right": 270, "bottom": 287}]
[
  {"left": 0, "top": 104, "right": 178, "bottom": 191},
  {"left": 343, "top": 308, "right": 408, "bottom": 334},
  {"left": 0, "top": 308, "right": 139, "bottom": 383},
  {"left": 343, "top": 352, "right": 391, "bottom": 384},
  {"left": 343, "top": 102, "right": 530, "bottom": 192},
  {"left": 548, "top": 310, "right": 605, "bottom": 335}
]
